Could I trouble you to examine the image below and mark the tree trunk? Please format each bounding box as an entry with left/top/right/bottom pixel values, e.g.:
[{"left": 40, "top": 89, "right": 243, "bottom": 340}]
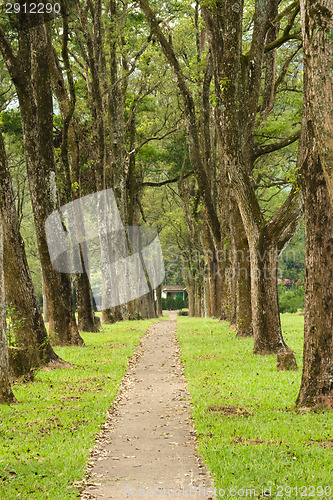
[
  {"left": 76, "top": 272, "right": 98, "bottom": 332},
  {"left": 0, "top": 19, "right": 83, "bottom": 346},
  {"left": 251, "top": 236, "right": 289, "bottom": 354},
  {"left": 156, "top": 284, "right": 163, "bottom": 317},
  {"left": 231, "top": 203, "right": 252, "bottom": 337},
  {"left": 201, "top": 1, "right": 301, "bottom": 354},
  {"left": 48, "top": 30, "right": 97, "bottom": 334},
  {"left": 0, "top": 130, "right": 58, "bottom": 365},
  {"left": 300, "top": 0, "right": 333, "bottom": 204},
  {"left": 0, "top": 223, "right": 15, "bottom": 404},
  {"left": 296, "top": 98, "right": 333, "bottom": 407},
  {"left": 185, "top": 272, "right": 195, "bottom": 317},
  {"left": 42, "top": 285, "right": 49, "bottom": 323},
  {"left": 214, "top": 255, "right": 225, "bottom": 320}
]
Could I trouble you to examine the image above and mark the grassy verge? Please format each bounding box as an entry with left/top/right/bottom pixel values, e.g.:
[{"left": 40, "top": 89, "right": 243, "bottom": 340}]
[
  {"left": 177, "top": 314, "right": 333, "bottom": 499},
  {"left": 0, "top": 317, "right": 162, "bottom": 499}
]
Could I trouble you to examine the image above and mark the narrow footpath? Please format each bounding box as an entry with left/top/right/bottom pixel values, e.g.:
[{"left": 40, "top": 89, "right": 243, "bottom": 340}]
[{"left": 81, "top": 311, "right": 215, "bottom": 499}]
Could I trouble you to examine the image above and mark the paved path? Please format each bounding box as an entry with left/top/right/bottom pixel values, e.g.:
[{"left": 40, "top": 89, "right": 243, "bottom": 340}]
[{"left": 81, "top": 312, "right": 215, "bottom": 499}]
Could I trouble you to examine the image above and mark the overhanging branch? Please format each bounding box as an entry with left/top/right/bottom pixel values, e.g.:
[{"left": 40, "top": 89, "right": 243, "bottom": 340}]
[
  {"left": 142, "top": 171, "right": 193, "bottom": 187},
  {"left": 253, "top": 129, "right": 300, "bottom": 160}
]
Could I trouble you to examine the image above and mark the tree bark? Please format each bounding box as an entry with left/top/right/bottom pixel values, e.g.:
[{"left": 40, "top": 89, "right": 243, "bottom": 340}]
[
  {"left": 48, "top": 28, "right": 97, "bottom": 333},
  {"left": 76, "top": 271, "right": 98, "bottom": 332},
  {"left": 300, "top": 0, "right": 333, "bottom": 205},
  {"left": 251, "top": 237, "right": 287, "bottom": 353},
  {"left": 0, "top": 130, "right": 58, "bottom": 365},
  {"left": 201, "top": 0, "right": 301, "bottom": 354},
  {"left": 42, "top": 281, "right": 49, "bottom": 323},
  {"left": 0, "top": 17, "right": 83, "bottom": 346},
  {"left": 184, "top": 270, "right": 195, "bottom": 317},
  {"left": 139, "top": 0, "right": 221, "bottom": 250},
  {"left": 0, "top": 222, "right": 15, "bottom": 404},
  {"left": 156, "top": 284, "right": 163, "bottom": 317},
  {"left": 231, "top": 203, "right": 252, "bottom": 337},
  {"left": 296, "top": 91, "right": 333, "bottom": 408}
]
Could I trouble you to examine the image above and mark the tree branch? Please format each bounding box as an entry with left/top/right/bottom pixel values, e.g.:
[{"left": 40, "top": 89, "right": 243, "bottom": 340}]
[
  {"left": 142, "top": 171, "right": 193, "bottom": 187},
  {"left": 253, "top": 129, "right": 300, "bottom": 159},
  {"left": 139, "top": 0, "right": 221, "bottom": 244},
  {"left": 0, "top": 26, "right": 21, "bottom": 85},
  {"left": 267, "top": 187, "right": 303, "bottom": 253},
  {"left": 128, "top": 125, "right": 181, "bottom": 156},
  {"left": 274, "top": 44, "right": 302, "bottom": 94},
  {"left": 271, "top": 0, "right": 299, "bottom": 26},
  {"left": 265, "top": 5, "right": 301, "bottom": 53}
]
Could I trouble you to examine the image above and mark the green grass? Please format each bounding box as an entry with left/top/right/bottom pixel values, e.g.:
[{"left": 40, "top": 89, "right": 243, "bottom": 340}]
[
  {"left": 0, "top": 318, "right": 162, "bottom": 499},
  {"left": 177, "top": 314, "right": 333, "bottom": 499}
]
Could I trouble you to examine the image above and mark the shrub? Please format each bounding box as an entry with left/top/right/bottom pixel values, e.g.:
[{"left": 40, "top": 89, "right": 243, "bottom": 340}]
[
  {"left": 278, "top": 284, "right": 304, "bottom": 313},
  {"left": 161, "top": 296, "right": 186, "bottom": 310}
]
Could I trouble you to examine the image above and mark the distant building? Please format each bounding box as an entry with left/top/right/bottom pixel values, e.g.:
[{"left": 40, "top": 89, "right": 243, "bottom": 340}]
[
  {"left": 161, "top": 285, "right": 187, "bottom": 301},
  {"left": 277, "top": 278, "right": 302, "bottom": 288}
]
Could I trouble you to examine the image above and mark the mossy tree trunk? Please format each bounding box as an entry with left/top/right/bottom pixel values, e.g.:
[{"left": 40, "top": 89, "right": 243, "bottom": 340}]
[
  {"left": 0, "top": 223, "right": 15, "bottom": 404},
  {"left": 201, "top": 0, "right": 302, "bottom": 355},
  {"left": 296, "top": 80, "right": 333, "bottom": 408},
  {"left": 0, "top": 17, "right": 83, "bottom": 346},
  {"left": 0, "top": 130, "right": 58, "bottom": 365},
  {"left": 300, "top": 0, "right": 333, "bottom": 204}
]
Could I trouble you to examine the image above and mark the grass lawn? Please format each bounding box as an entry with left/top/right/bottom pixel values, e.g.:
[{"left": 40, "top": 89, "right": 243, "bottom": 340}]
[
  {"left": 177, "top": 314, "right": 333, "bottom": 499},
  {"left": 0, "top": 318, "right": 162, "bottom": 499}
]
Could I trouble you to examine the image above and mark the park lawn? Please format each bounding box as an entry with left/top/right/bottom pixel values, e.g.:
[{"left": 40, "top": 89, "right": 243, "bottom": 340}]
[
  {"left": 177, "top": 314, "right": 333, "bottom": 499},
  {"left": 0, "top": 317, "right": 162, "bottom": 499}
]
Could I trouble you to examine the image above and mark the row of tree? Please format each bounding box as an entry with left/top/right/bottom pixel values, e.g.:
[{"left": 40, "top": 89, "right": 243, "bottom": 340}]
[
  {"left": 0, "top": 0, "right": 332, "bottom": 410},
  {"left": 139, "top": 0, "right": 333, "bottom": 408}
]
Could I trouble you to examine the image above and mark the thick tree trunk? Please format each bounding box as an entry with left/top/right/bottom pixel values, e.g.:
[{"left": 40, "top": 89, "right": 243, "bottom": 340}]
[
  {"left": 49, "top": 34, "right": 97, "bottom": 334},
  {"left": 76, "top": 272, "right": 98, "bottom": 332},
  {"left": 296, "top": 101, "right": 333, "bottom": 407},
  {"left": 231, "top": 204, "right": 252, "bottom": 337},
  {"left": 0, "top": 20, "right": 83, "bottom": 346},
  {"left": 0, "top": 223, "right": 15, "bottom": 404},
  {"left": 300, "top": 0, "right": 333, "bottom": 204},
  {"left": 0, "top": 131, "right": 58, "bottom": 365},
  {"left": 251, "top": 236, "right": 289, "bottom": 354}
]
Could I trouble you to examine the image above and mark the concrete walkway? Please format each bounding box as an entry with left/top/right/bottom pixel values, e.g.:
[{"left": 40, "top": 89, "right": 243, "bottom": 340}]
[{"left": 81, "top": 312, "right": 215, "bottom": 499}]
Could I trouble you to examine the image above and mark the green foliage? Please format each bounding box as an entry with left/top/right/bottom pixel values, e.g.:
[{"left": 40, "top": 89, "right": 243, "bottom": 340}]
[
  {"left": 177, "top": 315, "right": 333, "bottom": 495},
  {"left": 162, "top": 296, "right": 188, "bottom": 310},
  {"left": 278, "top": 223, "right": 305, "bottom": 282},
  {"left": 0, "top": 109, "right": 23, "bottom": 137},
  {"left": 279, "top": 284, "right": 304, "bottom": 314}
]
